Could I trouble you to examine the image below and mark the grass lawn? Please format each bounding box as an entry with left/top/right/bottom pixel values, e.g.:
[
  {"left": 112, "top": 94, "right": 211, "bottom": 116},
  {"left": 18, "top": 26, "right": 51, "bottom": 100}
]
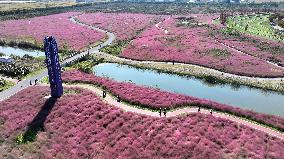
[{"left": 226, "top": 14, "right": 284, "bottom": 41}]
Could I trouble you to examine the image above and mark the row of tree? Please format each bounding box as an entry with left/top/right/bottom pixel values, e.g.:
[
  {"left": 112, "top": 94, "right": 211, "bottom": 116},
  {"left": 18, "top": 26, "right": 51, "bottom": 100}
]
[{"left": 269, "top": 12, "right": 284, "bottom": 28}]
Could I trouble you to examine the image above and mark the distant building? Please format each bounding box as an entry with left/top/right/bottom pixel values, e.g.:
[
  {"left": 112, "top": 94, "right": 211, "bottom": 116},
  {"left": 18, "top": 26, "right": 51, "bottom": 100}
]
[{"left": 0, "top": 56, "right": 14, "bottom": 63}]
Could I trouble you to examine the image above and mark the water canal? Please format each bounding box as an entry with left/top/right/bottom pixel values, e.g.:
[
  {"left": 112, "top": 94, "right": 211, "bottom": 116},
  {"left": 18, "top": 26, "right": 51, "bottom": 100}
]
[{"left": 93, "top": 63, "right": 284, "bottom": 117}]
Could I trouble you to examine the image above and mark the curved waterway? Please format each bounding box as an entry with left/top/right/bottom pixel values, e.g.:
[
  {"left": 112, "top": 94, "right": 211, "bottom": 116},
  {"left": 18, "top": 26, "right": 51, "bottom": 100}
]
[
  {"left": 93, "top": 63, "right": 284, "bottom": 117},
  {"left": 0, "top": 46, "right": 44, "bottom": 57}
]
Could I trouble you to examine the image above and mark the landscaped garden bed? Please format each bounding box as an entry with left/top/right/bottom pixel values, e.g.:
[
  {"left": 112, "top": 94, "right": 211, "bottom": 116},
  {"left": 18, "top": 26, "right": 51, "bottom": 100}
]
[
  {"left": 119, "top": 16, "right": 284, "bottom": 77},
  {"left": 62, "top": 69, "right": 284, "bottom": 132},
  {"left": 0, "top": 85, "right": 283, "bottom": 158},
  {"left": 0, "top": 12, "right": 105, "bottom": 52},
  {"left": 76, "top": 12, "right": 162, "bottom": 41}
]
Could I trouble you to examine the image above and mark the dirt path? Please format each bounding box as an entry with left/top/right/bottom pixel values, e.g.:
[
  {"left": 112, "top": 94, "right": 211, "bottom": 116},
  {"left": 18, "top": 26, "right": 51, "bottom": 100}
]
[{"left": 64, "top": 83, "right": 284, "bottom": 141}]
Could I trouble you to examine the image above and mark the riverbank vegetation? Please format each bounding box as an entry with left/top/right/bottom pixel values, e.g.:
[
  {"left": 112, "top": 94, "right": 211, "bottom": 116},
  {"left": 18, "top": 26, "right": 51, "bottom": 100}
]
[
  {"left": 100, "top": 40, "right": 129, "bottom": 56},
  {"left": 0, "top": 78, "right": 14, "bottom": 92},
  {"left": 0, "top": 54, "right": 44, "bottom": 79},
  {"left": 93, "top": 52, "right": 284, "bottom": 93}
]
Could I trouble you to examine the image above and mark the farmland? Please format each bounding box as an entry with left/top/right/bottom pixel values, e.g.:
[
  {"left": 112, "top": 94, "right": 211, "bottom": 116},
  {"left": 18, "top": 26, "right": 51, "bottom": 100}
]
[{"left": 0, "top": 2, "right": 284, "bottom": 158}]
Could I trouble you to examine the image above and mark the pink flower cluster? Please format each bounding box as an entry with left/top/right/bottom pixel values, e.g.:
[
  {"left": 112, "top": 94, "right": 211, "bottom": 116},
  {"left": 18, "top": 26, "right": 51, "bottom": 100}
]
[
  {"left": 62, "top": 70, "right": 284, "bottom": 131},
  {"left": 76, "top": 12, "right": 161, "bottom": 40},
  {"left": 120, "top": 17, "right": 284, "bottom": 77},
  {"left": 0, "top": 86, "right": 283, "bottom": 158},
  {"left": 215, "top": 30, "right": 284, "bottom": 67},
  {"left": 0, "top": 12, "right": 105, "bottom": 51}
]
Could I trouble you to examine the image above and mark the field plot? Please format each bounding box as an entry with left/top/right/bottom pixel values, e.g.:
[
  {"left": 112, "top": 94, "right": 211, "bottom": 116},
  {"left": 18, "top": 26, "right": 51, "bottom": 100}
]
[
  {"left": 0, "top": 86, "right": 283, "bottom": 158},
  {"left": 226, "top": 14, "right": 284, "bottom": 42},
  {"left": 77, "top": 12, "right": 162, "bottom": 41},
  {"left": 0, "top": 12, "right": 105, "bottom": 51},
  {"left": 119, "top": 16, "right": 284, "bottom": 77}
]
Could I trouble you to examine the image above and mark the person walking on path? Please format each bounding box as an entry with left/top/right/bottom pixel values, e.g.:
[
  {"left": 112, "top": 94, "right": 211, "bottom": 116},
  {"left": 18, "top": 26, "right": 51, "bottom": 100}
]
[
  {"left": 30, "top": 80, "right": 32, "bottom": 86},
  {"left": 163, "top": 108, "right": 167, "bottom": 117},
  {"left": 159, "top": 108, "right": 162, "bottom": 117},
  {"left": 198, "top": 106, "right": 200, "bottom": 112},
  {"left": 210, "top": 109, "right": 213, "bottom": 115},
  {"left": 102, "top": 90, "right": 106, "bottom": 98},
  {"left": 34, "top": 79, "right": 38, "bottom": 85},
  {"left": 116, "top": 95, "right": 120, "bottom": 102}
]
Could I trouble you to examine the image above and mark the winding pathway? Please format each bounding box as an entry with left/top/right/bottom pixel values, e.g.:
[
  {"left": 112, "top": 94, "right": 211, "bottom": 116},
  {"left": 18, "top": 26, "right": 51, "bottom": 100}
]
[
  {"left": 215, "top": 39, "right": 284, "bottom": 69},
  {"left": 64, "top": 83, "right": 284, "bottom": 141},
  {"left": 1, "top": 14, "right": 284, "bottom": 101},
  {"left": 0, "top": 15, "right": 115, "bottom": 101},
  {"left": 1, "top": 13, "right": 283, "bottom": 142}
]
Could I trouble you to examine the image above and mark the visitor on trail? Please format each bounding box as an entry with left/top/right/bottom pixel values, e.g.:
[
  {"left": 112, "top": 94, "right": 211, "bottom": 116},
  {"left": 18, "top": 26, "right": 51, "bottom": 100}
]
[
  {"left": 173, "top": 61, "right": 175, "bottom": 65},
  {"left": 34, "top": 79, "right": 38, "bottom": 85},
  {"left": 210, "top": 109, "right": 213, "bottom": 115},
  {"left": 163, "top": 108, "right": 167, "bottom": 117},
  {"left": 30, "top": 80, "right": 32, "bottom": 85},
  {"left": 159, "top": 108, "right": 162, "bottom": 117},
  {"left": 198, "top": 106, "right": 200, "bottom": 112},
  {"left": 103, "top": 90, "right": 106, "bottom": 98},
  {"left": 117, "top": 95, "right": 120, "bottom": 102}
]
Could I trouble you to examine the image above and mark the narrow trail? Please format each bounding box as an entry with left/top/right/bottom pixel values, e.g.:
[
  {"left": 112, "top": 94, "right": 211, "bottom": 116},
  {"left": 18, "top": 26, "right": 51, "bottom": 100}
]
[
  {"left": 2, "top": 13, "right": 284, "bottom": 102},
  {"left": 0, "top": 13, "right": 284, "bottom": 141},
  {"left": 215, "top": 39, "right": 284, "bottom": 69},
  {"left": 64, "top": 83, "right": 284, "bottom": 141},
  {"left": 155, "top": 16, "right": 170, "bottom": 34},
  {"left": 0, "top": 15, "right": 115, "bottom": 101}
]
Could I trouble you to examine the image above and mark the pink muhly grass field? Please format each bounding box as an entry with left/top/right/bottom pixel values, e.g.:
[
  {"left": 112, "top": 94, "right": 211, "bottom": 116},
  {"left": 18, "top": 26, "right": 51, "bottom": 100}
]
[
  {"left": 0, "top": 12, "right": 105, "bottom": 51},
  {"left": 0, "top": 86, "right": 283, "bottom": 158},
  {"left": 62, "top": 70, "right": 284, "bottom": 131},
  {"left": 215, "top": 31, "right": 284, "bottom": 67},
  {"left": 120, "top": 17, "right": 284, "bottom": 77},
  {"left": 76, "top": 12, "right": 161, "bottom": 40}
]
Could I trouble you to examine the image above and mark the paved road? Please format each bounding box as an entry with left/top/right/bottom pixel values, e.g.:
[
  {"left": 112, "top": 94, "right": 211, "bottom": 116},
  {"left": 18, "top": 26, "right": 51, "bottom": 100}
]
[
  {"left": 0, "top": 15, "right": 116, "bottom": 101},
  {"left": 66, "top": 83, "right": 284, "bottom": 141}
]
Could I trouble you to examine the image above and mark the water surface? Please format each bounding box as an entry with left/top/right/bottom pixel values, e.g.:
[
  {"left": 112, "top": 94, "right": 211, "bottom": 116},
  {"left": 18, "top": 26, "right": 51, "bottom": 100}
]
[
  {"left": 93, "top": 63, "right": 284, "bottom": 117},
  {"left": 0, "top": 46, "right": 44, "bottom": 57}
]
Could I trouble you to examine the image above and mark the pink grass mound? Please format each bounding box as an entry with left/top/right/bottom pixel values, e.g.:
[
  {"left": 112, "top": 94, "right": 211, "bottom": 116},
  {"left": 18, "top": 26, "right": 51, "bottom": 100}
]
[
  {"left": 62, "top": 70, "right": 284, "bottom": 131},
  {"left": 0, "top": 12, "right": 105, "bottom": 51},
  {"left": 0, "top": 86, "right": 283, "bottom": 158},
  {"left": 120, "top": 17, "right": 284, "bottom": 77},
  {"left": 76, "top": 12, "right": 161, "bottom": 40}
]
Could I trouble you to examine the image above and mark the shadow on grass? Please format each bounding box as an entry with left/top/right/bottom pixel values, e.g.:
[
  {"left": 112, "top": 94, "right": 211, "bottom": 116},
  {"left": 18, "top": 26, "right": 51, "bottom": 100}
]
[{"left": 20, "top": 97, "right": 57, "bottom": 143}]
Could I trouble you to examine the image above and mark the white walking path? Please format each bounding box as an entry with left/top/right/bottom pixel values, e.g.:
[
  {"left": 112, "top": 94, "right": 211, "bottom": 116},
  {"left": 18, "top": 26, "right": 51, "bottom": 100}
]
[
  {"left": 64, "top": 83, "right": 284, "bottom": 141},
  {"left": 0, "top": 15, "right": 115, "bottom": 101},
  {"left": 0, "top": 14, "right": 283, "bottom": 141}
]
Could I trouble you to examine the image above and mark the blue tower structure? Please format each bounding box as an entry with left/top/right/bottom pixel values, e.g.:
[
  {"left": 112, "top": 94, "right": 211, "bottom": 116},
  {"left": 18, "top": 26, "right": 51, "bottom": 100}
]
[{"left": 44, "top": 36, "right": 63, "bottom": 98}]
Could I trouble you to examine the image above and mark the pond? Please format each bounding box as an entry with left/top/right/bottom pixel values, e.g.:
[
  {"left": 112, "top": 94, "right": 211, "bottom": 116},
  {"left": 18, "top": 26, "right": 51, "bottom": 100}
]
[
  {"left": 0, "top": 46, "right": 45, "bottom": 57},
  {"left": 93, "top": 63, "right": 284, "bottom": 117}
]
